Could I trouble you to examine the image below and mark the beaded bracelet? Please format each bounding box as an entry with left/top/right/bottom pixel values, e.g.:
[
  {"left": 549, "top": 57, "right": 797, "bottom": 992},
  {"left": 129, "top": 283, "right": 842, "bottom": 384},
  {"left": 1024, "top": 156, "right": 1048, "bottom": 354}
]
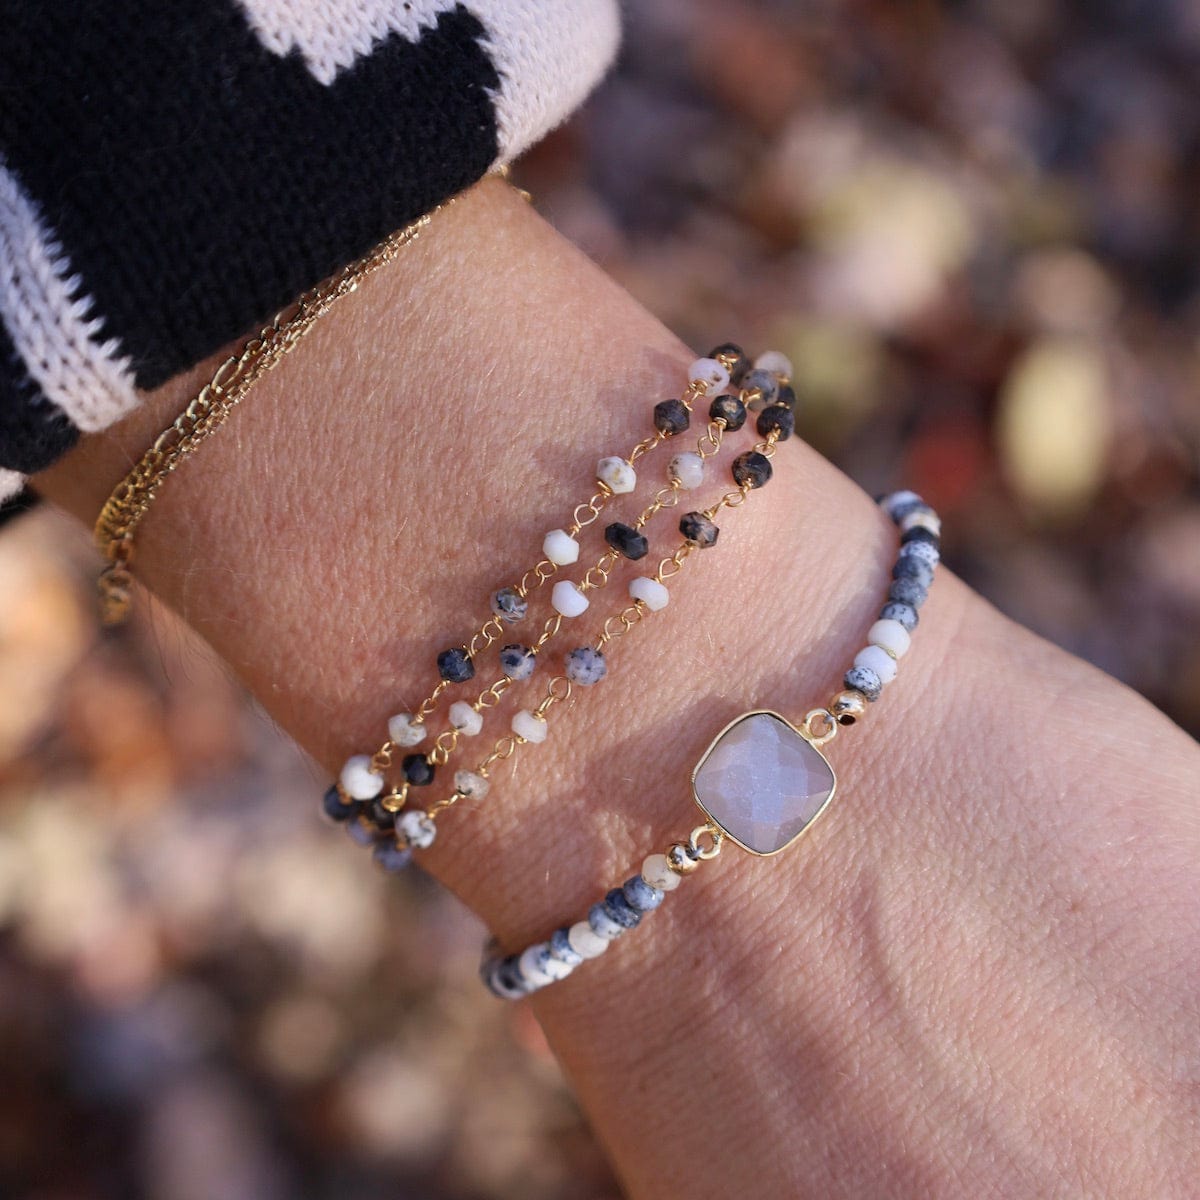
[
  {"left": 320, "top": 343, "right": 798, "bottom": 865},
  {"left": 478, "top": 488, "right": 940, "bottom": 998}
]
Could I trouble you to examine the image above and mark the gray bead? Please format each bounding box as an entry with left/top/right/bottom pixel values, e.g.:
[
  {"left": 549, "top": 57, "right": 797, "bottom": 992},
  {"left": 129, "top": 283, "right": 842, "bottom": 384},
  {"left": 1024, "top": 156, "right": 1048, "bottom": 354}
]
[
  {"left": 549, "top": 927, "right": 584, "bottom": 966},
  {"left": 888, "top": 577, "right": 929, "bottom": 608},
  {"left": 890, "top": 498, "right": 933, "bottom": 524},
  {"left": 499, "top": 644, "right": 536, "bottom": 681},
  {"left": 491, "top": 587, "right": 528, "bottom": 623},
  {"left": 622, "top": 874, "right": 664, "bottom": 912},
  {"left": 899, "top": 540, "right": 940, "bottom": 568},
  {"left": 742, "top": 368, "right": 778, "bottom": 410},
  {"left": 892, "top": 556, "right": 935, "bottom": 589},
  {"left": 602, "top": 888, "right": 642, "bottom": 929},
  {"left": 844, "top": 665, "right": 883, "bottom": 702},
  {"left": 565, "top": 646, "right": 607, "bottom": 686},
  {"left": 589, "top": 902, "right": 626, "bottom": 940},
  {"left": 879, "top": 602, "right": 919, "bottom": 632},
  {"left": 496, "top": 955, "right": 532, "bottom": 997}
]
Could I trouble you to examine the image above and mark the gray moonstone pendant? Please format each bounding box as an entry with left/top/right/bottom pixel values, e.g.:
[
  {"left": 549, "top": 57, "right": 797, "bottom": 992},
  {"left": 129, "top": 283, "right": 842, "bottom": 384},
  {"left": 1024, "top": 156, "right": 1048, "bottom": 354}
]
[{"left": 691, "top": 710, "right": 837, "bottom": 856}]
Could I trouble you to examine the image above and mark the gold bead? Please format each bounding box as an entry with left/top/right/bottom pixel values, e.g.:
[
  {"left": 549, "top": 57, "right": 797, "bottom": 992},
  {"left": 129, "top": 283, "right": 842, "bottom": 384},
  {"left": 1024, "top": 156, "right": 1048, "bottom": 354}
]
[
  {"left": 830, "top": 689, "right": 867, "bottom": 726},
  {"left": 667, "top": 843, "right": 700, "bottom": 874}
]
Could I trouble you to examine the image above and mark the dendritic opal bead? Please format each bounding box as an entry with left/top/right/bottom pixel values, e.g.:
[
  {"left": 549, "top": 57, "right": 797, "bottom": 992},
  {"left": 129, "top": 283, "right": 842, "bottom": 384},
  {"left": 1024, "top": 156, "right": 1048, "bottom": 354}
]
[
  {"left": 605, "top": 521, "right": 649, "bottom": 560},
  {"left": 629, "top": 576, "right": 669, "bottom": 611},
  {"left": 754, "top": 349, "right": 794, "bottom": 378},
  {"left": 642, "top": 853, "right": 682, "bottom": 891},
  {"left": 669, "top": 452, "right": 705, "bottom": 489},
  {"left": 551, "top": 580, "right": 589, "bottom": 617},
  {"left": 340, "top": 754, "right": 384, "bottom": 800},
  {"left": 512, "top": 709, "right": 549, "bottom": 743},
  {"left": 449, "top": 700, "right": 483, "bottom": 736},
  {"left": 588, "top": 902, "right": 627, "bottom": 940},
  {"left": 680, "top": 511, "right": 719, "bottom": 547},
  {"left": 397, "top": 809, "right": 437, "bottom": 849},
  {"left": 709, "top": 393, "right": 747, "bottom": 431},
  {"left": 880, "top": 601, "right": 919, "bottom": 632},
  {"left": 853, "top": 644, "right": 898, "bottom": 685},
  {"left": 437, "top": 647, "right": 474, "bottom": 683},
  {"left": 602, "top": 888, "right": 642, "bottom": 929},
  {"left": 756, "top": 403, "right": 794, "bottom": 441},
  {"left": 402, "top": 753, "right": 435, "bottom": 786},
  {"left": 888, "top": 577, "right": 928, "bottom": 609},
  {"left": 844, "top": 664, "right": 883, "bottom": 702},
  {"left": 707, "top": 342, "right": 750, "bottom": 384},
  {"left": 688, "top": 356, "right": 731, "bottom": 393},
  {"left": 867, "top": 618, "right": 911, "bottom": 659},
  {"left": 899, "top": 539, "right": 940, "bottom": 568},
  {"left": 653, "top": 398, "right": 690, "bottom": 435},
  {"left": 568, "top": 921, "right": 609, "bottom": 958},
  {"left": 454, "top": 770, "right": 490, "bottom": 800},
  {"left": 742, "top": 368, "right": 778, "bottom": 409},
  {"left": 691, "top": 711, "right": 836, "bottom": 855},
  {"left": 499, "top": 643, "right": 537, "bottom": 680},
  {"left": 387, "top": 712, "right": 426, "bottom": 747},
  {"left": 892, "top": 555, "right": 934, "bottom": 589},
  {"left": 491, "top": 586, "right": 528, "bottom": 623},
  {"left": 565, "top": 646, "right": 607, "bottom": 685},
  {"left": 597, "top": 456, "right": 637, "bottom": 494},
  {"left": 732, "top": 450, "right": 772, "bottom": 489},
  {"left": 543, "top": 528, "right": 580, "bottom": 565}
]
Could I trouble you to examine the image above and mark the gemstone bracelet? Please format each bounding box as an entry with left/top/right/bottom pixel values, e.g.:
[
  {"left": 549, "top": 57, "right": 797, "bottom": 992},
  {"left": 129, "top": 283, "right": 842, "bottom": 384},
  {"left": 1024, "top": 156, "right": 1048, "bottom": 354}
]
[{"left": 479, "top": 488, "right": 940, "bottom": 998}]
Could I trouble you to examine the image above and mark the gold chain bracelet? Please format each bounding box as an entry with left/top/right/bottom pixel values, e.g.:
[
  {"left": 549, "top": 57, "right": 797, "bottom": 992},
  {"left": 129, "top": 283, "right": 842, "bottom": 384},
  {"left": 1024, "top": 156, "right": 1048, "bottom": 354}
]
[{"left": 92, "top": 189, "right": 470, "bottom": 625}]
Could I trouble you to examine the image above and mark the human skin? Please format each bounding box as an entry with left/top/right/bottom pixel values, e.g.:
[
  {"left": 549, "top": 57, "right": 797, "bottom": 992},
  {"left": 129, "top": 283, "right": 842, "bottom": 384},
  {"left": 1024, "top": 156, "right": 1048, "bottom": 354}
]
[{"left": 37, "top": 176, "right": 1199, "bottom": 1198}]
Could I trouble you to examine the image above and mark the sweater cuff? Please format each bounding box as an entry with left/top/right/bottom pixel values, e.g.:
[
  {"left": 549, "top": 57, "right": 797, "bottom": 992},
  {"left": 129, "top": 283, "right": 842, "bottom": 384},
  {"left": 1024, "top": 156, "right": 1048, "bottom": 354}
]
[{"left": 0, "top": 0, "right": 620, "bottom": 499}]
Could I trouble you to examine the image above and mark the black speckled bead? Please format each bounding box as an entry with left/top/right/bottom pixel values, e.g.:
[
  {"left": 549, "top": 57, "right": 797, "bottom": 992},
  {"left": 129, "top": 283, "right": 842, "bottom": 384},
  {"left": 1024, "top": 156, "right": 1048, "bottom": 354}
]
[
  {"left": 622, "top": 874, "right": 664, "bottom": 912},
  {"left": 491, "top": 587, "right": 528, "bottom": 624},
  {"left": 732, "top": 450, "right": 773, "bottom": 489},
  {"left": 499, "top": 643, "right": 537, "bottom": 681},
  {"left": 402, "top": 754, "right": 435, "bottom": 787},
  {"left": 709, "top": 393, "right": 747, "bottom": 431},
  {"left": 880, "top": 601, "right": 919, "bottom": 632},
  {"left": 707, "top": 342, "right": 750, "bottom": 385},
  {"left": 845, "top": 665, "right": 883, "bottom": 702},
  {"left": 892, "top": 556, "right": 935, "bottom": 589},
  {"left": 888, "top": 577, "right": 929, "bottom": 608},
  {"left": 605, "top": 521, "right": 649, "bottom": 560},
  {"left": 437, "top": 647, "right": 474, "bottom": 683},
  {"left": 776, "top": 382, "right": 797, "bottom": 409},
  {"left": 322, "top": 785, "right": 358, "bottom": 823},
  {"left": 602, "top": 888, "right": 642, "bottom": 930},
  {"left": 679, "top": 511, "right": 719, "bottom": 548},
  {"left": 901, "top": 525, "right": 940, "bottom": 549},
  {"left": 653, "top": 398, "right": 691, "bottom": 436},
  {"left": 742, "top": 368, "right": 779, "bottom": 410},
  {"left": 756, "top": 403, "right": 795, "bottom": 441},
  {"left": 549, "top": 928, "right": 584, "bottom": 967}
]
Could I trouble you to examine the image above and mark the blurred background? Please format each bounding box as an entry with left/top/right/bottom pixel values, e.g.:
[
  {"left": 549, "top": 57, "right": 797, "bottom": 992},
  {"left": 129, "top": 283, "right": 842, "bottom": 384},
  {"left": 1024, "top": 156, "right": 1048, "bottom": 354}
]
[{"left": 2, "top": 1, "right": 1198, "bottom": 1196}]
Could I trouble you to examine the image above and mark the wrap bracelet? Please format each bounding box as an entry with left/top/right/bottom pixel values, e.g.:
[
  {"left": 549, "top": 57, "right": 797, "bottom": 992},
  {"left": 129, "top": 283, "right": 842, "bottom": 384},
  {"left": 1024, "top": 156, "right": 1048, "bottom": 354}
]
[{"left": 479, "top": 488, "right": 941, "bottom": 999}]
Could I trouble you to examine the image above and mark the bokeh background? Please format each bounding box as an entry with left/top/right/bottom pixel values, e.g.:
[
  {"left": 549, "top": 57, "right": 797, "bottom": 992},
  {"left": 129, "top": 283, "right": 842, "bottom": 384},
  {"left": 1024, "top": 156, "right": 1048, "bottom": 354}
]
[{"left": 2, "top": 1, "right": 1198, "bottom": 1196}]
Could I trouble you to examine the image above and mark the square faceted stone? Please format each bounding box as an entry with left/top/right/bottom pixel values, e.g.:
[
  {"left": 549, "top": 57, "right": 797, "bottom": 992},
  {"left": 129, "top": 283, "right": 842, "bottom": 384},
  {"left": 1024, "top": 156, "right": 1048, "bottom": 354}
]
[{"left": 691, "top": 711, "right": 836, "bottom": 855}]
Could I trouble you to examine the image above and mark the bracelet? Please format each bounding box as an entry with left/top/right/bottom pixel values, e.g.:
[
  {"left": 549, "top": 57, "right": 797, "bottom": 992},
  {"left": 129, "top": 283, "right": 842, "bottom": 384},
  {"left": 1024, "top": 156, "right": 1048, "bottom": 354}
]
[
  {"left": 92, "top": 194, "right": 458, "bottom": 625},
  {"left": 320, "top": 343, "right": 795, "bottom": 860},
  {"left": 480, "top": 488, "right": 940, "bottom": 999}
]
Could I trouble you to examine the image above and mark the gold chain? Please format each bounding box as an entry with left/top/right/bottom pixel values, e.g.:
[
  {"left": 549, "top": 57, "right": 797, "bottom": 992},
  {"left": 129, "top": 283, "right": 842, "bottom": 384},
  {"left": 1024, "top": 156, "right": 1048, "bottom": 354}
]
[{"left": 93, "top": 194, "right": 461, "bottom": 624}]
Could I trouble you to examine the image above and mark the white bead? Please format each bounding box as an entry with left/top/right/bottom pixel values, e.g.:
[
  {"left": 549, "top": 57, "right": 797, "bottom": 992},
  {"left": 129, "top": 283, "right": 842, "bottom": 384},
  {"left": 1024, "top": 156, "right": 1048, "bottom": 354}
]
[
  {"left": 568, "top": 921, "right": 610, "bottom": 959},
  {"left": 512, "top": 709, "right": 549, "bottom": 744},
  {"left": 900, "top": 510, "right": 941, "bottom": 537},
  {"left": 597, "top": 456, "right": 637, "bottom": 494},
  {"left": 854, "top": 644, "right": 898, "bottom": 685},
  {"left": 688, "top": 357, "right": 730, "bottom": 393},
  {"left": 868, "top": 619, "right": 911, "bottom": 659},
  {"left": 669, "top": 452, "right": 705, "bottom": 489},
  {"left": 449, "top": 700, "right": 483, "bottom": 736},
  {"left": 397, "top": 810, "right": 436, "bottom": 849},
  {"left": 629, "top": 576, "right": 669, "bottom": 612},
  {"left": 642, "top": 853, "right": 682, "bottom": 892},
  {"left": 517, "top": 943, "right": 557, "bottom": 986},
  {"left": 543, "top": 528, "right": 580, "bottom": 565},
  {"left": 754, "top": 349, "right": 794, "bottom": 378},
  {"left": 551, "top": 580, "right": 589, "bottom": 617},
  {"left": 339, "top": 754, "right": 384, "bottom": 800},
  {"left": 454, "top": 770, "right": 490, "bottom": 800},
  {"left": 386, "top": 712, "right": 426, "bottom": 747}
]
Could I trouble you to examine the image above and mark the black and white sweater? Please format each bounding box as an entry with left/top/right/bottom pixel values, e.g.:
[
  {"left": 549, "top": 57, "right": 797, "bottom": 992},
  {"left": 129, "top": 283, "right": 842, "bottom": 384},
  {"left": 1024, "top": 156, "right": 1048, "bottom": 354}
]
[{"left": 0, "top": 0, "right": 620, "bottom": 501}]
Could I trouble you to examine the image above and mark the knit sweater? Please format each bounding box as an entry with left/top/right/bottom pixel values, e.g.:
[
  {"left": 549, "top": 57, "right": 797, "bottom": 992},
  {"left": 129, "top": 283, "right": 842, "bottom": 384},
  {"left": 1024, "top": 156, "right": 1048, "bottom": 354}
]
[{"left": 0, "top": 0, "right": 620, "bottom": 503}]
